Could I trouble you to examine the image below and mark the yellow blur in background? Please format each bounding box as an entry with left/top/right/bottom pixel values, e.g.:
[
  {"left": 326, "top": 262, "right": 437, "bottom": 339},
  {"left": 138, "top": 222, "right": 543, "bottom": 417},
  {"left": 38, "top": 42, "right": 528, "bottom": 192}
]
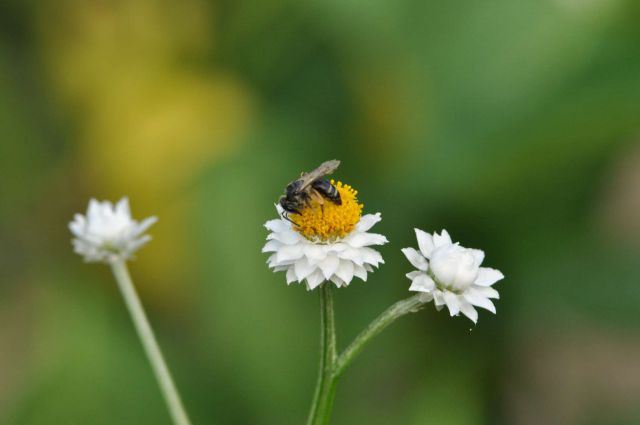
[{"left": 37, "top": 0, "right": 253, "bottom": 298}]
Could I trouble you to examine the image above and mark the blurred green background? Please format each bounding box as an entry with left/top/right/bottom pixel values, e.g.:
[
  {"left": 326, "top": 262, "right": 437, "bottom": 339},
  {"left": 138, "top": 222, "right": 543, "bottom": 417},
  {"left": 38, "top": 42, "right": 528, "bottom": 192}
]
[{"left": 1, "top": 0, "right": 640, "bottom": 424}]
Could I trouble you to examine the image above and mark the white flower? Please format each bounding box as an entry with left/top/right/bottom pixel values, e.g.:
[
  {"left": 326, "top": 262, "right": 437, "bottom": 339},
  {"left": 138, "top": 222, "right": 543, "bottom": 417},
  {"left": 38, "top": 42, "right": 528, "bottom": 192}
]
[
  {"left": 69, "top": 197, "right": 157, "bottom": 263},
  {"left": 263, "top": 203, "right": 388, "bottom": 291},
  {"left": 402, "top": 229, "right": 504, "bottom": 323}
]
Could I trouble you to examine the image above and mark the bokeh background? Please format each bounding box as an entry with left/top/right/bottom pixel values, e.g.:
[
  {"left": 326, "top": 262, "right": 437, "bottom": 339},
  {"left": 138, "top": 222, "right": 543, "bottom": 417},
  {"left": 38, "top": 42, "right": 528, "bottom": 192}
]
[{"left": 2, "top": 0, "right": 640, "bottom": 424}]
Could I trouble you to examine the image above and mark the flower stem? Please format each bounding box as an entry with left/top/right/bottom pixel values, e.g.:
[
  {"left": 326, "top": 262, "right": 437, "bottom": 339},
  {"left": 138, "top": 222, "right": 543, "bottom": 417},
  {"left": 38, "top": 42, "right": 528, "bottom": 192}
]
[
  {"left": 306, "top": 284, "right": 337, "bottom": 425},
  {"left": 334, "top": 294, "right": 424, "bottom": 378},
  {"left": 110, "top": 260, "right": 192, "bottom": 425},
  {"left": 307, "top": 289, "right": 425, "bottom": 425}
]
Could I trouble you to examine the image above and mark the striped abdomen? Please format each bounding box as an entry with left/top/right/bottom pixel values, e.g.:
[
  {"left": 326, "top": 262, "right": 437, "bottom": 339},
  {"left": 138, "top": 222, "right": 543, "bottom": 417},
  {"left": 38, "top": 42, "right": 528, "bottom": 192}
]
[{"left": 312, "top": 179, "right": 342, "bottom": 205}]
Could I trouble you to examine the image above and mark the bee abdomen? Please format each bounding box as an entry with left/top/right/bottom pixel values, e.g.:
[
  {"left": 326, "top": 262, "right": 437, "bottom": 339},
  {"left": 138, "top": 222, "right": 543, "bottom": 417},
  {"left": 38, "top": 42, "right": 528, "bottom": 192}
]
[{"left": 312, "top": 179, "right": 342, "bottom": 205}]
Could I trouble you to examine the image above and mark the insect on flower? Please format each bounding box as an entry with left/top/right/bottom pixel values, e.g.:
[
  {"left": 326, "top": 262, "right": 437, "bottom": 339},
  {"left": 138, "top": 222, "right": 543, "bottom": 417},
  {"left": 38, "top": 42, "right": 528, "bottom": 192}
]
[
  {"left": 263, "top": 160, "right": 388, "bottom": 290},
  {"left": 279, "top": 159, "right": 342, "bottom": 219}
]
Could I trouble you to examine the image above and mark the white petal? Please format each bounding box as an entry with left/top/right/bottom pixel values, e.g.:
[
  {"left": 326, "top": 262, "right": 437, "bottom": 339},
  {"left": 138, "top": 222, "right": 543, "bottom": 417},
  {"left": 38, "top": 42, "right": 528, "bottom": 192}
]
[
  {"left": 335, "top": 260, "right": 354, "bottom": 284},
  {"left": 401, "top": 248, "right": 428, "bottom": 271},
  {"left": 356, "top": 213, "right": 382, "bottom": 232},
  {"left": 330, "top": 275, "right": 346, "bottom": 287},
  {"left": 470, "top": 249, "right": 485, "bottom": 266},
  {"left": 433, "top": 230, "right": 452, "bottom": 247},
  {"left": 415, "top": 228, "right": 435, "bottom": 258},
  {"left": 433, "top": 291, "right": 446, "bottom": 307},
  {"left": 304, "top": 244, "right": 327, "bottom": 264},
  {"left": 353, "top": 264, "right": 367, "bottom": 281},
  {"left": 406, "top": 271, "right": 422, "bottom": 280},
  {"left": 287, "top": 267, "right": 298, "bottom": 285},
  {"left": 337, "top": 248, "right": 365, "bottom": 266},
  {"left": 408, "top": 274, "right": 436, "bottom": 292},
  {"left": 262, "top": 240, "right": 282, "bottom": 253},
  {"left": 474, "top": 268, "right": 504, "bottom": 286},
  {"left": 318, "top": 255, "right": 340, "bottom": 279},
  {"left": 294, "top": 258, "right": 316, "bottom": 280},
  {"left": 264, "top": 219, "right": 290, "bottom": 233},
  {"left": 272, "top": 256, "right": 294, "bottom": 266},
  {"left": 464, "top": 291, "right": 496, "bottom": 313},
  {"left": 472, "top": 286, "right": 500, "bottom": 299},
  {"left": 360, "top": 247, "right": 384, "bottom": 266},
  {"left": 116, "top": 197, "right": 131, "bottom": 217},
  {"left": 364, "top": 264, "right": 374, "bottom": 272},
  {"left": 127, "top": 235, "right": 152, "bottom": 253},
  {"left": 276, "top": 244, "right": 305, "bottom": 263},
  {"left": 326, "top": 242, "right": 348, "bottom": 253},
  {"left": 87, "top": 199, "right": 101, "bottom": 219},
  {"left": 459, "top": 302, "right": 478, "bottom": 323},
  {"left": 443, "top": 292, "right": 461, "bottom": 316},
  {"left": 346, "top": 232, "right": 388, "bottom": 247},
  {"left": 267, "top": 229, "right": 302, "bottom": 245},
  {"left": 68, "top": 216, "right": 85, "bottom": 236},
  {"left": 135, "top": 216, "right": 157, "bottom": 235},
  {"left": 266, "top": 253, "right": 278, "bottom": 266},
  {"left": 286, "top": 267, "right": 297, "bottom": 284},
  {"left": 306, "top": 270, "right": 326, "bottom": 290}
]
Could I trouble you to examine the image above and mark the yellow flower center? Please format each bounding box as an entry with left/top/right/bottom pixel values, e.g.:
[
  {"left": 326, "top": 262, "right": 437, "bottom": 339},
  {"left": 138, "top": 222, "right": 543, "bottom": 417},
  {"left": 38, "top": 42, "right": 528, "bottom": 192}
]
[{"left": 291, "top": 180, "right": 363, "bottom": 242}]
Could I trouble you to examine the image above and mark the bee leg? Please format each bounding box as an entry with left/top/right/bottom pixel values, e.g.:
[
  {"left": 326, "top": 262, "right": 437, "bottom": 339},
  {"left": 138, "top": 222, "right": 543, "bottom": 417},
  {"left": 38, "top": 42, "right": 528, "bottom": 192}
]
[
  {"left": 310, "top": 189, "right": 325, "bottom": 205},
  {"left": 281, "top": 210, "right": 299, "bottom": 226}
]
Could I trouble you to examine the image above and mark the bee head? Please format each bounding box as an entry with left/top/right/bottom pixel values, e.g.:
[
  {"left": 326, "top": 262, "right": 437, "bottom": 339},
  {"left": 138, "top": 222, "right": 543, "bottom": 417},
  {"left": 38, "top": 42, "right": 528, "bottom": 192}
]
[{"left": 279, "top": 196, "right": 300, "bottom": 214}]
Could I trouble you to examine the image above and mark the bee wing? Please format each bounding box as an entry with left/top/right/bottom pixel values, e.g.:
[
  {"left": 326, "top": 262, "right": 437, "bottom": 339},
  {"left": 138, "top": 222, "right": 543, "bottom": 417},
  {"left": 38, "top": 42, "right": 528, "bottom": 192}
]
[{"left": 298, "top": 159, "right": 341, "bottom": 190}]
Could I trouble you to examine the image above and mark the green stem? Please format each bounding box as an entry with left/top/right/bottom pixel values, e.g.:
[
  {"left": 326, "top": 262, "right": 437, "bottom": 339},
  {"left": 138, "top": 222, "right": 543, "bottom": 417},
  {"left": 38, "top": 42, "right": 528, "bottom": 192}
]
[
  {"left": 306, "top": 284, "right": 336, "bottom": 425},
  {"left": 307, "top": 289, "right": 425, "bottom": 425},
  {"left": 334, "top": 294, "right": 424, "bottom": 378},
  {"left": 110, "top": 260, "right": 192, "bottom": 425}
]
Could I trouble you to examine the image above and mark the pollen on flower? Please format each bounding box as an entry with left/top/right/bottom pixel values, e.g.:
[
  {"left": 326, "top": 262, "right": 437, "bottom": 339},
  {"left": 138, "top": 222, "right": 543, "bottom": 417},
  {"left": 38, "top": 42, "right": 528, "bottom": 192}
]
[{"left": 291, "top": 180, "right": 363, "bottom": 241}]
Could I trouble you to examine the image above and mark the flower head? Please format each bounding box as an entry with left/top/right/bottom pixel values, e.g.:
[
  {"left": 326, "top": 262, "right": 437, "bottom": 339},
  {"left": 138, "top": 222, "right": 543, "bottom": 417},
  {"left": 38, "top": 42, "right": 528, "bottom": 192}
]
[
  {"left": 263, "top": 181, "right": 387, "bottom": 290},
  {"left": 402, "top": 229, "right": 504, "bottom": 323},
  {"left": 69, "top": 197, "right": 157, "bottom": 263}
]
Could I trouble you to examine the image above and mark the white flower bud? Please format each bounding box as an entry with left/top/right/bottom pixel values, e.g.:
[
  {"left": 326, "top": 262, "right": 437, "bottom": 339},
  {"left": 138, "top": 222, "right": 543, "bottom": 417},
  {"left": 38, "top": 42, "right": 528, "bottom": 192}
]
[
  {"left": 69, "top": 197, "right": 157, "bottom": 263},
  {"left": 402, "top": 229, "right": 504, "bottom": 324},
  {"left": 430, "top": 244, "right": 481, "bottom": 291}
]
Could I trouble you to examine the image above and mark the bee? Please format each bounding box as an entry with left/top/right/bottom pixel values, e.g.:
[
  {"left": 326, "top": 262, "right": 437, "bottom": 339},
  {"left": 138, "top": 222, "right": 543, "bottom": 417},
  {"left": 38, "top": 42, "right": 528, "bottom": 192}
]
[{"left": 279, "top": 159, "right": 342, "bottom": 218}]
